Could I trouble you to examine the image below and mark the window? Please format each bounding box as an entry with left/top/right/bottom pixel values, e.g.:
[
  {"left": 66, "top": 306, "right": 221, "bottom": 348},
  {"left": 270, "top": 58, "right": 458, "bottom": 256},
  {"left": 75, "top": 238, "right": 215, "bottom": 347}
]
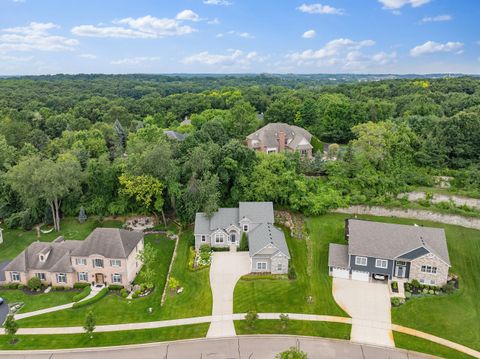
[
  {"left": 75, "top": 258, "right": 86, "bottom": 266},
  {"left": 201, "top": 235, "right": 206, "bottom": 242},
  {"left": 215, "top": 234, "right": 224, "bottom": 243},
  {"left": 36, "top": 273, "right": 46, "bottom": 281},
  {"left": 256, "top": 262, "right": 267, "bottom": 270},
  {"left": 78, "top": 272, "right": 88, "bottom": 281},
  {"left": 56, "top": 273, "right": 67, "bottom": 283},
  {"left": 243, "top": 224, "right": 249, "bottom": 232},
  {"left": 277, "top": 263, "right": 283, "bottom": 271},
  {"left": 429, "top": 279, "right": 436, "bottom": 285},
  {"left": 39, "top": 254, "right": 45, "bottom": 262},
  {"left": 112, "top": 274, "right": 122, "bottom": 283},
  {"left": 110, "top": 259, "right": 121, "bottom": 267},
  {"left": 355, "top": 256, "right": 367, "bottom": 266},
  {"left": 421, "top": 265, "right": 437, "bottom": 274},
  {"left": 93, "top": 258, "right": 104, "bottom": 268},
  {"left": 375, "top": 259, "right": 388, "bottom": 269},
  {"left": 10, "top": 272, "right": 20, "bottom": 282}
]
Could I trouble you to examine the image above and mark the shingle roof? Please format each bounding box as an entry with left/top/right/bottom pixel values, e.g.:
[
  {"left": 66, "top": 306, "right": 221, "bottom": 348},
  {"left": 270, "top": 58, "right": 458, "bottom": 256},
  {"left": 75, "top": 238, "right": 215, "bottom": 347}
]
[
  {"left": 246, "top": 123, "right": 312, "bottom": 149},
  {"left": 249, "top": 223, "right": 290, "bottom": 258},
  {"left": 72, "top": 228, "right": 143, "bottom": 259},
  {"left": 347, "top": 219, "right": 450, "bottom": 265},
  {"left": 194, "top": 212, "right": 211, "bottom": 234},
  {"left": 163, "top": 130, "right": 186, "bottom": 141},
  {"left": 328, "top": 243, "right": 349, "bottom": 268},
  {"left": 239, "top": 202, "right": 274, "bottom": 223},
  {"left": 4, "top": 239, "right": 81, "bottom": 273},
  {"left": 209, "top": 208, "right": 239, "bottom": 230}
]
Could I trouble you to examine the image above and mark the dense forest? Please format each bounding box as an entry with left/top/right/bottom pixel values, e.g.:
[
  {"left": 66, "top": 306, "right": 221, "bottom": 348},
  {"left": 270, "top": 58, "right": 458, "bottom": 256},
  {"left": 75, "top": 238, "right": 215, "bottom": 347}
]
[{"left": 0, "top": 74, "right": 479, "bottom": 230}]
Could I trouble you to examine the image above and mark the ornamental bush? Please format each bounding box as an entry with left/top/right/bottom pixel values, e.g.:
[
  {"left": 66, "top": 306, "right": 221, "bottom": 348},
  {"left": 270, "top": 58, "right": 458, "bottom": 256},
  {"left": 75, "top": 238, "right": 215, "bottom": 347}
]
[
  {"left": 73, "top": 286, "right": 92, "bottom": 302},
  {"left": 239, "top": 233, "right": 249, "bottom": 251},
  {"left": 27, "top": 277, "right": 42, "bottom": 291}
]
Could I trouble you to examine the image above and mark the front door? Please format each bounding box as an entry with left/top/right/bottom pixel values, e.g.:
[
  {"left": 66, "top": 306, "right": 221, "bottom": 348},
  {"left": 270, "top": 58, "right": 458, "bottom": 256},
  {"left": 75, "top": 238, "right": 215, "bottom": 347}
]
[
  {"left": 95, "top": 273, "right": 104, "bottom": 284},
  {"left": 395, "top": 265, "right": 406, "bottom": 278},
  {"left": 230, "top": 233, "right": 236, "bottom": 244}
]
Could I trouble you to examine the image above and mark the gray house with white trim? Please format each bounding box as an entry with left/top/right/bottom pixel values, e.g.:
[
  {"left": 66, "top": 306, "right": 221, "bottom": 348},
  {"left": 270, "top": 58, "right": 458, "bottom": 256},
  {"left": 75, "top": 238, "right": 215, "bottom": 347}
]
[
  {"left": 194, "top": 202, "right": 290, "bottom": 274},
  {"left": 328, "top": 219, "right": 451, "bottom": 286}
]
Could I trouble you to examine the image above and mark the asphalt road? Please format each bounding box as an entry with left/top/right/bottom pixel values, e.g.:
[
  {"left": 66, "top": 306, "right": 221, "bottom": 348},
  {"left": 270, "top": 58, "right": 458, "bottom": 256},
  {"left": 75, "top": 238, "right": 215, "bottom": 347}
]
[{"left": 0, "top": 336, "right": 437, "bottom": 359}]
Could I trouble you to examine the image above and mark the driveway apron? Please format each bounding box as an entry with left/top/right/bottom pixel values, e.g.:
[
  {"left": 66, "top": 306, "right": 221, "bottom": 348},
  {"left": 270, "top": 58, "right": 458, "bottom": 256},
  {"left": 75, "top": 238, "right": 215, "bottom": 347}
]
[
  {"left": 333, "top": 278, "right": 395, "bottom": 347},
  {"left": 207, "top": 251, "right": 251, "bottom": 338}
]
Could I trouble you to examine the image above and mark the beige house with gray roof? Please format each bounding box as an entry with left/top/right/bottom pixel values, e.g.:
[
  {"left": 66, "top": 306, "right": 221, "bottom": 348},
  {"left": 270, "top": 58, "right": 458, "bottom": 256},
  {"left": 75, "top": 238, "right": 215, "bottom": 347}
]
[
  {"left": 1, "top": 228, "right": 144, "bottom": 288},
  {"left": 246, "top": 123, "right": 313, "bottom": 158}
]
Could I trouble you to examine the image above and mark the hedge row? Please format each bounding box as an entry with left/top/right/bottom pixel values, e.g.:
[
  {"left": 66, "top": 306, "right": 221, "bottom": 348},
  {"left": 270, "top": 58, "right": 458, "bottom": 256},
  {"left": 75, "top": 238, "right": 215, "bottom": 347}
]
[
  {"left": 72, "top": 285, "right": 92, "bottom": 302},
  {"left": 72, "top": 287, "right": 108, "bottom": 308}
]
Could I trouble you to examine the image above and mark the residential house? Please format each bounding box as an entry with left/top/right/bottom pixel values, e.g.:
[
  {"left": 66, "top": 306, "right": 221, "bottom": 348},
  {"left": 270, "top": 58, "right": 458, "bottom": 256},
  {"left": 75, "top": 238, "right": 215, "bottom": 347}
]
[
  {"left": 194, "top": 202, "right": 290, "bottom": 274},
  {"left": 246, "top": 123, "right": 314, "bottom": 158},
  {"left": 2, "top": 228, "right": 144, "bottom": 288},
  {"left": 328, "top": 219, "right": 450, "bottom": 286},
  {"left": 163, "top": 130, "right": 186, "bottom": 141}
]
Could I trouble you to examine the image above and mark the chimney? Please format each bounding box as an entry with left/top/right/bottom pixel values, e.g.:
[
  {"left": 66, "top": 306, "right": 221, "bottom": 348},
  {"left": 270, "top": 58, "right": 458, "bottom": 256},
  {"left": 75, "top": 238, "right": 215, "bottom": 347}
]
[{"left": 278, "top": 131, "right": 286, "bottom": 152}]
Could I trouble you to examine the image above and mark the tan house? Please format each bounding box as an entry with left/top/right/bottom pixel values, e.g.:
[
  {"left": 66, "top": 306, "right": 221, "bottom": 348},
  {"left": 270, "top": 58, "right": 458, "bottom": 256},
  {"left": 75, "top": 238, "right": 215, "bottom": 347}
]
[
  {"left": 246, "top": 123, "right": 314, "bottom": 158},
  {"left": 2, "top": 228, "right": 144, "bottom": 288}
]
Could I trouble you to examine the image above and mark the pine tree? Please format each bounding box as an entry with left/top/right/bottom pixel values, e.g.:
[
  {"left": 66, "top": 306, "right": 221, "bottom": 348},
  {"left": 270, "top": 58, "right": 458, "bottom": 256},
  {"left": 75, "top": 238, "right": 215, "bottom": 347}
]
[{"left": 84, "top": 311, "right": 96, "bottom": 338}]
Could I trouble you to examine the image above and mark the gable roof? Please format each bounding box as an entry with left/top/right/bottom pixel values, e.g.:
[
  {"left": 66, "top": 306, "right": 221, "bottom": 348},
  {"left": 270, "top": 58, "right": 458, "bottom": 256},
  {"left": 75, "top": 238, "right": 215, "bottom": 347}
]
[
  {"left": 209, "top": 208, "right": 239, "bottom": 230},
  {"left": 347, "top": 219, "right": 450, "bottom": 265},
  {"left": 4, "top": 239, "right": 81, "bottom": 273},
  {"left": 163, "top": 130, "right": 186, "bottom": 141},
  {"left": 246, "top": 123, "right": 312, "bottom": 149},
  {"left": 72, "top": 228, "right": 143, "bottom": 259},
  {"left": 239, "top": 202, "right": 274, "bottom": 223},
  {"left": 249, "top": 223, "right": 290, "bottom": 258}
]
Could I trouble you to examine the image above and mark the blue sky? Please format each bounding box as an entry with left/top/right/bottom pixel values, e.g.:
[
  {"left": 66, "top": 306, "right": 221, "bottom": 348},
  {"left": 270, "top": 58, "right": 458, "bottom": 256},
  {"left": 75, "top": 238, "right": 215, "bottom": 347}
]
[{"left": 0, "top": 0, "right": 478, "bottom": 74}]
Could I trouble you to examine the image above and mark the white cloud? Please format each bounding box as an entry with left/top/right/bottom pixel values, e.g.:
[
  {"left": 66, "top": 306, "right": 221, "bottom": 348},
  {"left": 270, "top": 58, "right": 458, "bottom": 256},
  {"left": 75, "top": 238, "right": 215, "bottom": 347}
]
[
  {"left": 410, "top": 41, "right": 463, "bottom": 56},
  {"left": 288, "top": 38, "right": 375, "bottom": 62},
  {"left": 11, "top": 0, "right": 26, "bottom": 3},
  {"left": 297, "top": 3, "right": 344, "bottom": 15},
  {"left": 302, "top": 30, "right": 316, "bottom": 39},
  {"left": 111, "top": 56, "right": 160, "bottom": 65},
  {"left": 378, "top": 0, "right": 430, "bottom": 10},
  {"left": 217, "top": 30, "right": 254, "bottom": 39},
  {"left": 421, "top": 14, "right": 452, "bottom": 23},
  {"left": 79, "top": 53, "right": 97, "bottom": 59},
  {"left": 207, "top": 18, "right": 220, "bottom": 25},
  {"left": 0, "top": 22, "right": 78, "bottom": 53},
  {"left": 72, "top": 14, "right": 197, "bottom": 39},
  {"left": 203, "top": 0, "right": 232, "bottom": 5},
  {"left": 175, "top": 10, "right": 201, "bottom": 22},
  {"left": 0, "top": 54, "right": 32, "bottom": 61},
  {"left": 183, "top": 49, "right": 261, "bottom": 68}
]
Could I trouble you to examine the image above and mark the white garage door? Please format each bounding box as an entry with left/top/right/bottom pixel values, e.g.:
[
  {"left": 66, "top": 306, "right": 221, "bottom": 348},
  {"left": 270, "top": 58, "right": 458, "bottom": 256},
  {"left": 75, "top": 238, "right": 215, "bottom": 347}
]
[
  {"left": 331, "top": 267, "right": 350, "bottom": 279},
  {"left": 351, "top": 270, "right": 370, "bottom": 282}
]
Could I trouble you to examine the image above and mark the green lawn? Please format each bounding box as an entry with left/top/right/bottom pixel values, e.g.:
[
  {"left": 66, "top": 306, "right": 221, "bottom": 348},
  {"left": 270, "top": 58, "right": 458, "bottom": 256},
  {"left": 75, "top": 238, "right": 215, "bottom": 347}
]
[
  {"left": 394, "top": 332, "right": 475, "bottom": 359},
  {"left": 0, "top": 323, "right": 209, "bottom": 350},
  {"left": 233, "top": 221, "right": 347, "bottom": 316},
  {"left": 0, "top": 289, "right": 78, "bottom": 314},
  {"left": 0, "top": 217, "right": 123, "bottom": 262},
  {"left": 17, "top": 230, "right": 212, "bottom": 327},
  {"left": 234, "top": 320, "right": 351, "bottom": 340}
]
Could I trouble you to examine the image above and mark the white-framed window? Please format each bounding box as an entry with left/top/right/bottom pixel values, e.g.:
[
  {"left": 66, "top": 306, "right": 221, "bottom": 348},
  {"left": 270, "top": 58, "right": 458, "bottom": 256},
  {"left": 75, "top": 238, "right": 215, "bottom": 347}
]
[
  {"left": 36, "top": 272, "right": 46, "bottom": 281},
  {"left": 75, "top": 258, "right": 86, "bottom": 265},
  {"left": 215, "top": 234, "right": 224, "bottom": 243},
  {"left": 201, "top": 235, "right": 206, "bottom": 242},
  {"left": 111, "top": 273, "right": 122, "bottom": 283},
  {"left": 243, "top": 224, "right": 249, "bottom": 232},
  {"left": 277, "top": 263, "right": 283, "bottom": 271},
  {"left": 256, "top": 262, "right": 267, "bottom": 270},
  {"left": 39, "top": 254, "right": 45, "bottom": 262},
  {"left": 421, "top": 265, "right": 437, "bottom": 274},
  {"left": 375, "top": 259, "right": 388, "bottom": 269},
  {"left": 10, "top": 272, "right": 20, "bottom": 282},
  {"left": 93, "top": 258, "right": 104, "bottom": 268},
  {"left": 355, "top": 256, "right": 367, "bottom": 266},
  {"left": 78, "top": 272, "right": 88, "bottom": 282},
  {"left": 56, "top": 273, "right": 67, "bottom": 283},
  {"left": 110, "top": 259, "right": 121, "bottom": 267}
]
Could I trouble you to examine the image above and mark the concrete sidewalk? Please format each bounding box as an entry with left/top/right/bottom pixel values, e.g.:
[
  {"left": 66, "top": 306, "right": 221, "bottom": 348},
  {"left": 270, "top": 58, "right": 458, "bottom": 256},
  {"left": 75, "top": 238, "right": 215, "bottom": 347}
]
[{"left": 14, "top": 285, "right": 104, "bottom": 321}]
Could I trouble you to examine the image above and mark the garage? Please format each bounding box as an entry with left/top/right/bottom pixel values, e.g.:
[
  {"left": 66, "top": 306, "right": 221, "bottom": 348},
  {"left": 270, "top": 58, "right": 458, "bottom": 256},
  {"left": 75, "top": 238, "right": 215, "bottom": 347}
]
[
  {"left": 351, "top": 270, "right": 370, "bottom": 282},
  {"left": 331, "top": 267, "right": 350, "bottom": 279}
]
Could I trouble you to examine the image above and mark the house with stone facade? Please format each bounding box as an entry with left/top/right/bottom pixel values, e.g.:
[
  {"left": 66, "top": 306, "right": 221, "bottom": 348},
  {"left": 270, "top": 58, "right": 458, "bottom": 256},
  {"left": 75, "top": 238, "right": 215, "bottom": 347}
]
[
  {"left": 1, "top": 228, "right": 144, "bottom": 288},
  {"left": 328, "top": 219, "right": 450, "bottom": 286},
  {"left": 246, "top": 123, "right": 314, "bottom": 158},
  {"left": 194, "top": 202, "right": 290, "bottom": 274}
]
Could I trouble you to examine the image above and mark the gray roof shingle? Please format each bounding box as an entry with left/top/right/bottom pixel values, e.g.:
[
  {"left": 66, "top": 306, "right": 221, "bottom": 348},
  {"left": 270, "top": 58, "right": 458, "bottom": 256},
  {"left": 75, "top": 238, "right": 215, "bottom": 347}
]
[
  {"left": 246, "top": 123, "right": 312, "bottom": 150},
  {"left": 347, "top": 219, "right": 450, "bottom": 265},
  {"left": 239, "top": 202, "right": 274, "bottom": 223},
  {"left": 328, "top": 243, "right": 349, "bottom": 268},
  {"left": 249, "top": 223, "right": 290, "bottom": 258}
]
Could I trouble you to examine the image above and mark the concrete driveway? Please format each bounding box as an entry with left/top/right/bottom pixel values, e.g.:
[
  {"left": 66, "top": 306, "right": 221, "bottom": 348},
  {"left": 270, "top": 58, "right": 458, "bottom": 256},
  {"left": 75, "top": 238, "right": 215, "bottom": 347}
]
[
  {"left": 207, "top": 251, "right": 251, "bottom": 338},
  {"left": 332, "top": 278, "right": 394, "bottom": 347}
]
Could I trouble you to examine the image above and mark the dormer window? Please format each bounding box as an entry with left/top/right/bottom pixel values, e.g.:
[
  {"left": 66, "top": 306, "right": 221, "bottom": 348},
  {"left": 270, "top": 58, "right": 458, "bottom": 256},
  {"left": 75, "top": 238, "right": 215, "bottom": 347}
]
[
  {"left": 243, "top": 224, "right": 249, "bottom": 232},
  {"left": 39, "top": 254, "right": 45, "bottom": 262}
]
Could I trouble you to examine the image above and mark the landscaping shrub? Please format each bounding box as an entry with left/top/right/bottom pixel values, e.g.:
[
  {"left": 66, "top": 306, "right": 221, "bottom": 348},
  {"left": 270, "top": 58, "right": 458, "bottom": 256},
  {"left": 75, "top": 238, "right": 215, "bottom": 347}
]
[
  {"left": 442, "top": 282, "right": 456, "bottom": 294},
  {"left": 72, "top": 287, "right": 108, "bottom": 308},
  {"left": 4, "top": 283, "right": 19, "bottom": 289},
  {"left": 288, "top": 265, "right": 297, "bottom": 280},
  {"left": 108, "top": 284, "right": 124, "bottom": 291},
  {"left": 73, "top": 286, "right": 92, "bottom": 302},
  {"left": 73, "top": 282, "right": 90, "bottom": 289},
  {"left": 27, "top": 277, "right": 42, "bottom": 291},
  {"left": 211, "top": 247, "right": 229, "bottom": 252},
  {"left": 51, "top": 286, "right": 66, "bottom": 291},
  {"left": 391, "top": 297, "right": 405, "bottom": 307},
  {"left": 17, "top": 284, "right": 25, "bottom": 290},
  {"left": 405, "top": 291, "right": 412, "bottom": 299},
  {"left": 120, "top": 288, "right": 128, "bottom": 298},
  {"left": 132, "top": 290, "right": 141, "bottom": 299},
  {"left": 239, "top": 233, "right": 249, "bottom": 251},
  {"left": 245, "top": 310, "right": 259, "bottom": 328},
  {"left": 241, "top": 274, "right": 288, "bottom": 281}
]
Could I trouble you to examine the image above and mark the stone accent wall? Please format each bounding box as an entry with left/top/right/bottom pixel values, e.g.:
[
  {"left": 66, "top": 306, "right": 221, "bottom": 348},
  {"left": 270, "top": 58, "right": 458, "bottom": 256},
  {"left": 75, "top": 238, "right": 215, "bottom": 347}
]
[{"left": 410, "top": 253, "right": 449, "bottom": 287}]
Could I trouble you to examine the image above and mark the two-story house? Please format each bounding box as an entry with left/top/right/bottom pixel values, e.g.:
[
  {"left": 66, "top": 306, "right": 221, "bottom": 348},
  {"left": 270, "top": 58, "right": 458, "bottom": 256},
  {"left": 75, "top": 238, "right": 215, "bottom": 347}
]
[
  {"left": 194, "top": 202, "right": 290, "bottom": 274},
  {"left": 246, "top": 123, "right": 314, "bottom": 158},
  {"left": 328, "top": 219, "right": 451, "bottom": 286},
  {"left": 2, "top": 228, "right": 144, "bottom": 288}
]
